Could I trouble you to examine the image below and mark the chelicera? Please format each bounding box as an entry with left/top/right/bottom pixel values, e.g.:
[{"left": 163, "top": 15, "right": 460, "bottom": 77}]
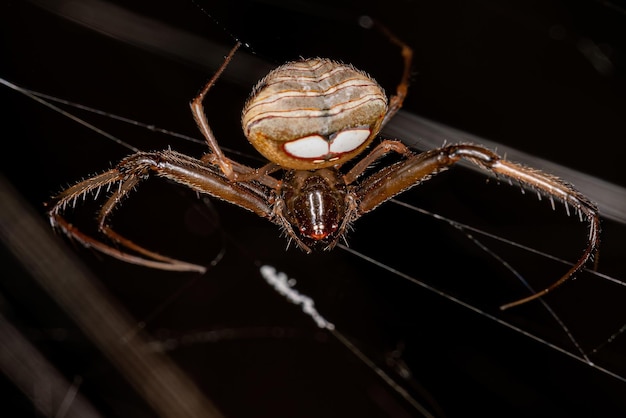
[{"left": 48, "top": 21, "right": 600, "bottom": 309}]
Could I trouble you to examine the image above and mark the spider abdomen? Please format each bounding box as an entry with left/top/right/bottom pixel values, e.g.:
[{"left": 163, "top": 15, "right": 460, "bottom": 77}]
[{"left": 242, "top": 59, "right": 387, "bottom": 170}]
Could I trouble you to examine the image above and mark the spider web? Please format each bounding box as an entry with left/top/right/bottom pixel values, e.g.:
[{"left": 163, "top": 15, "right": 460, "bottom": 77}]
[{"left": 1, "top": 1, "right": 626, "bottom": 417}]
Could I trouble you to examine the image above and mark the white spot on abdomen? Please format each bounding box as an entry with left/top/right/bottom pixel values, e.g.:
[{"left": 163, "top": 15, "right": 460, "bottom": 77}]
[
  {"left": 283, "top": 135, "right": 329, "bottom": 158},
  {"left": 283, "top": 128, "right": 371, "bottom": 160},
  {"left": 329, "top": 128, "right": 370, "bottom": 153}
]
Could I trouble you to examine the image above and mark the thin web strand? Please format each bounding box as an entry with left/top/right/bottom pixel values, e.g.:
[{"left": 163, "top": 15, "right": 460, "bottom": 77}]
[{"left": 337, "top": 243, "right": 626, "bottom": 384}]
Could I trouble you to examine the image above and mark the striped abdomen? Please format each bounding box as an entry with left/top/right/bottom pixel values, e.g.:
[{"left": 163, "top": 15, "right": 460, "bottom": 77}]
[{"left": 241, "top": 59, "right": 388, "bottom": 170}]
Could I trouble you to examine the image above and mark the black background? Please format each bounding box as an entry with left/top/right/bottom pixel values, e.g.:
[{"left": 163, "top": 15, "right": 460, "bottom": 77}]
[{"left": 1, "top": 0, "right": 626, "bottom": 417}]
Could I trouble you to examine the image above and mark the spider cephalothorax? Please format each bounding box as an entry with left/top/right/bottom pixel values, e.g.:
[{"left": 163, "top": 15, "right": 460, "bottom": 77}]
[
  {"left": 276, "top": 168, "right": 355, "bottom": 252},
  {"left": 48, "top": 25, "right": 599, "bottom": 310}
]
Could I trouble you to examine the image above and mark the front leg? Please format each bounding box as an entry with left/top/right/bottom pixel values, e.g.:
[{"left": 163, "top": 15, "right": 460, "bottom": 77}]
[
  {"left": 343, "top": 139, "right": 413, "bottom": 184},
  {"left": 190, "top": 42, "right": 242, "bottom": 179},
  {"left": 48, "top": 165, "right": 206, "bottom": 272},
  {"left": 48, "top": 150, "right": 275, "bottom": 272},
  {"left": 353, "top": 144, "right": 600, "bottom": 309}
]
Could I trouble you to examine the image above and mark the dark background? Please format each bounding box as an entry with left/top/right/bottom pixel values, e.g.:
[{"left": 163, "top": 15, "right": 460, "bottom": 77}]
[{"left": 1, "top": 0, "right": 626, "bottom": 417}]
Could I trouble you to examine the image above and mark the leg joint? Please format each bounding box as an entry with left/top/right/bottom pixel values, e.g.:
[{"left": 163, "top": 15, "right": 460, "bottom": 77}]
[{"left": 445, "top": 144, "right": 500, "bottom": 166}]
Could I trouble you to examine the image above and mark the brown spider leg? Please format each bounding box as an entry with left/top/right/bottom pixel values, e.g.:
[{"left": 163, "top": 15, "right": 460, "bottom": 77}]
[
  {"left": 190, "top": 42, "right": 242, "bottom": 180},
  {"left": 131, "top": 151, "right": 275, "bottom": 218},
  {"left": 201, "top": 153, "right": 281, "bottom": 188},
  {"left": 48, "top": 170, "right": 205, "bottom": 271},
  {"left": 343, "top": 140, "right": 412, "bottom": 184},
  {"left": 97, "top": 175, "right": 212, "bottom": 270},
  {"left": 372, "top": 21, "right": 413, "bottom": 127},
  {"left": 48, "top": 150, "right": 276, "bottom": 272},
  {"left": 353, "top": 143, "right": 600, "bottom": 310},
  {"left": 329, "top": 194, "right": 359, "bottom": 249},
  {"left": 51, "top": 213, "right": 206, "bottom": 272},
  {"left": 272, "top": 200, "right": 312, "bottom": 254}
]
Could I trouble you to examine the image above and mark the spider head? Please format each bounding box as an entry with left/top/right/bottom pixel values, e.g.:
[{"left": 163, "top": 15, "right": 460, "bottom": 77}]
[{"left": 279, "top": 169, "right": 350, "bottom": 252}]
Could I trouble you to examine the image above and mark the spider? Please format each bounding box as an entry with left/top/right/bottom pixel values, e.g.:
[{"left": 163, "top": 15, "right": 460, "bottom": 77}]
[{"left": 47, "top": 21, "right": 600, "bottom": 310}]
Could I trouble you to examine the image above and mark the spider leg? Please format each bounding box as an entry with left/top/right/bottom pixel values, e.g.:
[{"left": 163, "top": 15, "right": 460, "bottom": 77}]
[
  {"left": 190, "top": 42, "right": 242, "bottom": 180},
  {"left": 51, "top": 213, "right": 206, "bottom": 272},
  {"left": 48, "top": 150, "right": 275, "bottom": 272},
  {"left": 200, "top": 153, "right": 281, "bottom": 188},
  {"left": 353, "top": 143, "right": 600, "bottom": 309},
  {"left": 49, "top": 165, "right": 210, "bottom": 271},
  {"left": 272, "top": 200, "right": 312, "bottom": 254},
  {"left": 48, "top": 168, "right": 203, "bottom": 271},
  {"left": 101, "top": 175, "right": 215, "bottom": 270},
  {"left": 343, "top": 140, "right": 412, "bottom": 184},
  {"left": 369, "top": 20, "right": 413, "bottom": 127}
]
